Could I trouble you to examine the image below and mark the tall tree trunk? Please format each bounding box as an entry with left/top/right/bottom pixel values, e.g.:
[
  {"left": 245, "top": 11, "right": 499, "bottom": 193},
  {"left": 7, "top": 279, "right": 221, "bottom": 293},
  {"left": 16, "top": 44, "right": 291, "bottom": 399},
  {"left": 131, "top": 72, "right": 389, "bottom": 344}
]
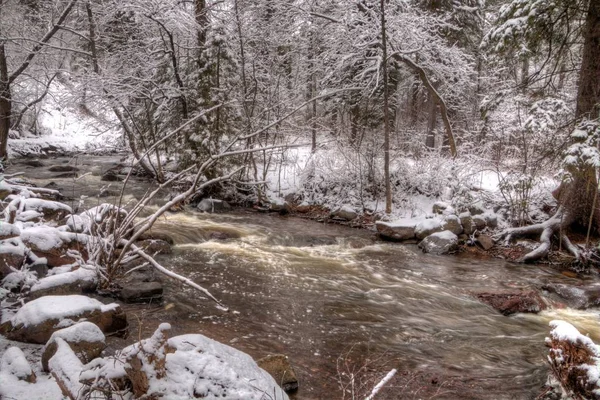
[
  {"left": 576, "top": 0, "right": 600, "bottom": 119},
  {"left": 381, "top": 0, "right": 392, "bottom": 214},
  {"left": 0, "top": 41, "right": 10, "bottom": 160}
]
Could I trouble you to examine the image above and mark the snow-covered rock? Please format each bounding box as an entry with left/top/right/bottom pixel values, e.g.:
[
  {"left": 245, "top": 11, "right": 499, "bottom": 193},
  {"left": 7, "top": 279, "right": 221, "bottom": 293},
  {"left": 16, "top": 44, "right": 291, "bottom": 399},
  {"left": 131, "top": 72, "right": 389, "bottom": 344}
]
[
  {"left": 483, "top": 211, "right": 498, "bottom": 229},
  {"left": 472, "top": 214, "right": 487, "bottom": 230},
  {"left": 376, "top": 221, "right": 416, "bottom": 241},
  {"left": 22, "top": 198, "right": 72, "bottom": 222},
  {"left": 0, "top": 346, "right": 36, "bottom": 383},
  {"left": 546, "top": 320, "right": 600, "bottom": 399},
  {"left": 20, "top": 226, "right": 88, "bottom": 267},
  {"left": 28, "top": 267, "right": 97, "bottom": 299},
  {"left": 42, "top": 321, "right": 105, "bottom": 372},
  {"left": 48, "top": 337, "right": 87, "bottom": 399},
  {"left": 0, "top": 237, "right": 27, "bottom": 279},
  {"left": 269, "top": 197, "right": 290, "bottom": 214},
  {"left": 0, "top": 295, "right": 127, "bottom": 343},
  {"left": 459, "top": 212, "right": 474, "bottom": 235},
  {"left": 442, "top": 215, "right": 463, "bottom": 235},
  {"left": 468, "top": 202, "right": 486, "bottom": 215},
  {"left": 418, "top": 230, "right": 458, "bottom": 255},
  {"left": 331, "top": 205, "right": 358, "bottom": 221},
  {"left": 415, "top": 218, "right": 444, "bottom": 240},
  {"left": 0, "top": 223, "right": 21, "bottom": 240},
  {"left": 197, "top": 198, "right": 231, "bottom": 213}
]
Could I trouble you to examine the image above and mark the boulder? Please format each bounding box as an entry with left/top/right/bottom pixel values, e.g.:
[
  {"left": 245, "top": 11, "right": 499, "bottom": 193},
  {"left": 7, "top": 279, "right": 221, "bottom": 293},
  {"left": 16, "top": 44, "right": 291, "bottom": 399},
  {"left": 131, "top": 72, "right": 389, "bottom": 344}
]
[
  {"left": 22, "top": 198, "right": 72, "bottom": 221},
  {"left": 270, "top": 198, "right": 290, "bottom": 214},
  {"left": 0, "top": 295, "right": 128, "bottom": 343},
  {"left": 376, "top": 221, "right": 416, "bottom": 241},
  {"left": 415, "top": 219, "right": 444, "bottom": 240},
  {"left": 418, "top": 231, "right": 459, "bottom": 255},
  {"left": 0, "top": 223, "right": 20, "bottom": 240},
  {"left": 459, "top": 212, "right": 474, "bottom": 235},
  {"left": 256, "top": 354, "right": 299, "bottom": 393},
  {"left": 547, "top": 321, "right": 600, "bottom": 399},
  {"left": 42, "top": 321, "right": 106, "bottom": 372},
  {"left": 468, "top": 202, "right": 486, "bottom": 215},
  {"left": 476, "top": 234, "right": 495, "bottom": 251},
  {"left": 331, "top": 206, "right": 358, "bottom": 221},
  {"left": 48, "top": 337, "right": 87, "bottom": 400},
  {"left": 20, "top": 226, "right": 88, "bottom": 267},
  {"left": 48, "top": 165, "right": 79, "bottom": 173},
  {"left": 0, "top": 238, "right": 27, "bottom": 279},
  {"left": 432, "top": 201, "right": 449, "bottom": 215},
  {"left": 472, "top": 215, "right": 487, "bottom": 230},
  {"left": 118, "top": 282, "right": 163, "bottom": 303},
  {"left": 28, "top": 267, "right": 97, "bottom": 300},
  {"left": 476, "top": 290, "right": 546, "bottom": 315},
  {"left": 197, "top": 198, "right": 231, "bottom": 213},
  {"left": 136, "top": 239, "right": 172, "bottom": 255},
  {"left": 442, "top": 215, "right": 463, "bottom": 235},
  {"left": 542, "top": 283, "right": 600, "bottom": 309},
  {"left": 483, "top": 212, "right": 499, "bottom": 229},
  {"left": 0, "top": 347, "right": 36, "bottom": 383}
]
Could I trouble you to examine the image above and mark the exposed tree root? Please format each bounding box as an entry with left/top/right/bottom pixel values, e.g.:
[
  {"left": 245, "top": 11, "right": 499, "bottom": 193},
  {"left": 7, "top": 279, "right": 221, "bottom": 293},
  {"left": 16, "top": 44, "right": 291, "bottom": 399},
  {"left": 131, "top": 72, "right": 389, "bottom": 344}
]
[{"left": 497, "top": 207, "right": 581, "bottom": 263}]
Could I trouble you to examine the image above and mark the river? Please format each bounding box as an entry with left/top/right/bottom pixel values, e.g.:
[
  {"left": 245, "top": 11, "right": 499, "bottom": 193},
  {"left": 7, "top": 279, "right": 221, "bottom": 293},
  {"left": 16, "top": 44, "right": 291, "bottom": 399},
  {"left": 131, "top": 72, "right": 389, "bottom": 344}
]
[{"left": 8, "top": 155, "right": 600, "bottom": 399}]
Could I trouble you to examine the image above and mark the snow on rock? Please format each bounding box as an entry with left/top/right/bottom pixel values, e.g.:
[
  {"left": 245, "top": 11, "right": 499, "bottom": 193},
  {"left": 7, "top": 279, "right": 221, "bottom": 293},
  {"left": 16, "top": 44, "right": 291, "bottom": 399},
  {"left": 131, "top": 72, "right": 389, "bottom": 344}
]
[
  {"left": 376, "top": 220, "right": 416, "bottom": 241},
  {"left": 418, "top": 230, "right": 459, "bottom": 255},
  {"left": 415, "top": 218, "right": 444, "bottom": 240},
  {"left": 0, "top": 346, "right": 36, "bottom": 382},
  {"left": 76, "top": 203, "right": 129, "bottom": 235},
  {"left": 1, "top": 295, "right": 127, "bottom": 344},
  {"left": 28, "top": 266, "right": 97, "bottom": 299},
  {"left": 48, "top": 337, "right": 87, "bottom": 399},
  {"left": 331, "top": 205, "right": 358, "bottom": 221},
  {"left": 164, "top": 332, "right": 290, "bottom": 399},
  {"left": 441, "top": 215, "right": 463, "bottom": 235},
  {"left": 0, "top": 237, "right": 27, "bottom": 279},
  {"left": 22, "top": 198, "right": 72, "bottom": 221},
  {"left": 42, "top": 321, "right": 105, "bottom": 372},
  {"left": 547, "top": 320, "right": 600, "bottom": 399},
  {"left": 20, "top": 225, "right": 88, "bottom": 267},
  {"left": 0, "top": 222, "right": 21, "bottom": 240}
]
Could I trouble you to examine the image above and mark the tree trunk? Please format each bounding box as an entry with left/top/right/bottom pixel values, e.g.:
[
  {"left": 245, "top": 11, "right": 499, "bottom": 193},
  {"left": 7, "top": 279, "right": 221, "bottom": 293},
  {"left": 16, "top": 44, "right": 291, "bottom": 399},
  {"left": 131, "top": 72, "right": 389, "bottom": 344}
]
[
  {"left": 576, "top": 0, "right": 600, "bottom": 119},
  {"left": 381, "top": 0, "right": 392, "bottom": 214},
  {"left": 0, "top": 42, "right": 10, "bottom": 160}
]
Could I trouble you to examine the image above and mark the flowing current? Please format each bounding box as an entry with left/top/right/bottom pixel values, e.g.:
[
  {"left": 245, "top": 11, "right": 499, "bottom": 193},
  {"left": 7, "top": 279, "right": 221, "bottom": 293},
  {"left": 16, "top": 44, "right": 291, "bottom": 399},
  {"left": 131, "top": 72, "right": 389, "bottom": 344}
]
[{"left": 10, "top": 156, "right": 600, "bottom": 399}]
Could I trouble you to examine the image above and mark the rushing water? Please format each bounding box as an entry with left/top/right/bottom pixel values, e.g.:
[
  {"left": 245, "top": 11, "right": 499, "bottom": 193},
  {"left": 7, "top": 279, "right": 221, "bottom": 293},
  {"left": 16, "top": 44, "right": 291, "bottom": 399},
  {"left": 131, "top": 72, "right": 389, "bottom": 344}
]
[{"left": 8, "top": 156, "right": 600, "bottom": 399}]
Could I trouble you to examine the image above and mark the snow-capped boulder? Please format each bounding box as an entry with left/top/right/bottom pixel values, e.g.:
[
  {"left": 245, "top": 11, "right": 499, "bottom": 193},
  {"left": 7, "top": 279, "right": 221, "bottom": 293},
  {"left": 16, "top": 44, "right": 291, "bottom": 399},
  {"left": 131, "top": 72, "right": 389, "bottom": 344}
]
[
  {"left": 483, "top": 212, "right": 498, "bottom": 229},
  {"left": 20, "top": 226, "right": 88, "bottom": 267},
  {"left": 23, "top": 198, "right": 72, "bottom": 222},
  {"left": 331, "top": 205, "right": 358, "bottom": 221},
  {"left": 0, "top": 223, "right": 21, "bottom": 240},
  {"left": 475, "top": 290, "right": 546, "bottom": 316},
  {"left": 376, "top": 221, "right": 416, "bottom": 241},
  {"left": 468, "top": 202, "right": 486, "bottom": 215},
  {"left": 0, "top": 237, "right": 27, "bottom": 279},
  {"left": 0, "top": 295, "right": 127, "bottom": 344},
  {"left": 28, "top": 267, "right": 97, "bottom": 300},
  {"left": 269, "top": 197, "right": 290, "bottom": 214},
  {"left": 197, "top": 198, "right": 231, "bottom": 213},
  {"left": 1, "top": 347, "right": 36, "bottom": 383},
  {"left": 415, "top": 218, "right": 444, "bottom": 240},
  {"left": 547, "top": 320, "right": 600, "bottom": 399},
  {"left": 76, "top": 204, "right": 129, "bottom": 236},
  {"left": 459, "top": 212, "right": 474, "bottom": 235},
  {"left": 442, "top": 215, "right": 463, "bottom": 235},
  {"left": 418, "top": 230, "right": 458, "bottom": 255},
  {"left": 472, "top": 214, "right": 487, "bottom": 231},
  {"left": 432, "top": 201, "right": 449, "bottom": 214},
  {"left": 48, "top": 337, "right": 87, "bottom": 399},
  {"left": 42, "top": 321, "right": 106, "bottom": 372},
  {"left": 256, "top": 354, "right": 299, "bottom": 393}
]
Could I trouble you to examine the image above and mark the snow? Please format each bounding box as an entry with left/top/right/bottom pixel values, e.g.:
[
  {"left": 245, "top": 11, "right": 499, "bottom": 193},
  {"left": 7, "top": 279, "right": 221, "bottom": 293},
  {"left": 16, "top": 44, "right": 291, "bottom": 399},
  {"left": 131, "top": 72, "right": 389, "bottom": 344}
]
[
  {"left": 549, "top": 320, "right": 600, "bottom": 357},
  {"left": 44, "top": 321, "right": 105, "bottom": 347},
  {"left": 47, "top": 337, "right": 85, "bottom": 398},
  {"left": 430, "top": 230, "right": 458, "bottom": 241},
  {"left": 0, "top": 237, "right": 27, "bottom": 256},
  {"left": 20, "top": 225, "right": 87, "bottom": 251},
  {"left": 0, "top": 346, "right": 33, "bottom": 379},
  {"left": 11, "top": 295, "right": 118, "bottom": 328},
  {"left": 23, "top": 198, "right": 72, "bottom": 215},
  {"left": 0, "top": 222, "right": 20, "bottom": 238},
  {"left": 29, "top": 266, "right": 97, "bottom": 294}
]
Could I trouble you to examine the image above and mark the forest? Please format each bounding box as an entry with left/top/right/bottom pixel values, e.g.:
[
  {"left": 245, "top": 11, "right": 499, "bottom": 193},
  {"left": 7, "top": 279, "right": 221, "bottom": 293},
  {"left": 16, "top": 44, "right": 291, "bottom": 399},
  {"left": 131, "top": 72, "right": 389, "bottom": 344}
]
[{"left": 0, "top": 0, "right": 600, "bottom": 399}]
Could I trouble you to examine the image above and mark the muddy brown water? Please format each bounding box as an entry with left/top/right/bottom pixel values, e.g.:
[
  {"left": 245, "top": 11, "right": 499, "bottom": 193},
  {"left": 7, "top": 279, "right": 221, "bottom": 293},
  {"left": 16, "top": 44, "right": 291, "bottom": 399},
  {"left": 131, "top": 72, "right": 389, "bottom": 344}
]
[{"left": 8, "top": 156, "right": 600, "bottom": 399}]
